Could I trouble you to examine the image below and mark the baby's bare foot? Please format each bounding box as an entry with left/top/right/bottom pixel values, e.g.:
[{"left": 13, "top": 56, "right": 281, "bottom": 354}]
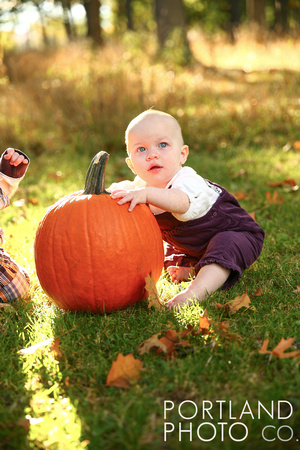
[
  {"left": 166, "top": 288, "right": 199, "bottom": 310},
  {"left": 167, "top": 266, "right": 194, "bottom": 283}
]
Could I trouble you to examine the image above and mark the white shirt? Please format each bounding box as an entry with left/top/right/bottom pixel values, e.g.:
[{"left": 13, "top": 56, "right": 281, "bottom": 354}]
[
  {"left": 0, "top": 172, "right": 22, "bottom": 198},
  {"left": 108, "top": 166, "right": 220, "bottom": 222}
]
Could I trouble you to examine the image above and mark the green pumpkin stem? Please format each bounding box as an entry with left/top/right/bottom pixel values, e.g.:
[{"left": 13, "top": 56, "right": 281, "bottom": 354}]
[{"left": 84, "top": 151, "right": 110, "bottom": 195}]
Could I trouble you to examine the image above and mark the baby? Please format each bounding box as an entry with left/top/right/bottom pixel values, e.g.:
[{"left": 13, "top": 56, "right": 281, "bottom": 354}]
[
  {"left": 0, "top": 148, "right": 30, "bottom": 303},
  {"left": 110, "top": 110, "right": 264, "bottom": 309}
]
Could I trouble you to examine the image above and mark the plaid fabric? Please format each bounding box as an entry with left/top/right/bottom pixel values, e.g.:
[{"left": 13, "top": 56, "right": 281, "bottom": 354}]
[
  {"left": 0, "top": 249, "right": 30, "bottom": 303},
  {"left": 0, "top": 188, "right": 9, "bottom": 210}
]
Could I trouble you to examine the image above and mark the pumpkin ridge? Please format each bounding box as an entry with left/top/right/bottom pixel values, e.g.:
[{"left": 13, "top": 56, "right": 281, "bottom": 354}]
[{"left": 54, "top": 202, "right": 74, "bottom": 309}]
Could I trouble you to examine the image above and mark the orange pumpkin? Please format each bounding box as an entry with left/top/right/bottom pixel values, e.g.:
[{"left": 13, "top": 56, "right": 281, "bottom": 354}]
[{"left": 34, "top": 151, "right": 164, "bottom": 313}]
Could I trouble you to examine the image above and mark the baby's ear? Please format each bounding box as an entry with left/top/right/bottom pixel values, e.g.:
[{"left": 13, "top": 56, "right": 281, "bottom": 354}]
[{"left": 126, "top": 157, "right": 136, "bottom": 174}]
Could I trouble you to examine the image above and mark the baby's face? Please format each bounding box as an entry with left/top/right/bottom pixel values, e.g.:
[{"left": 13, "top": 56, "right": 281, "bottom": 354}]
[{"left": 126, "top": 114, "right": 188, "bottom": 188}]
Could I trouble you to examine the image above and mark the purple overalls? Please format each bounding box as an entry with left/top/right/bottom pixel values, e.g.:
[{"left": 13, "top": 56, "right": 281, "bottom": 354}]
[{"left": 155, "top": 182, "right": 264, "bottom": 289}]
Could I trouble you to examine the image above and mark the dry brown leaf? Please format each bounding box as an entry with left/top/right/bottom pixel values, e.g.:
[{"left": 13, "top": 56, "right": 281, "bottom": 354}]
[
  {"left": 259, "top": 337, "right": 300, "bottom": 358},
  {"left": 248, "top": 211, "right": 256, "bottom": 221},
  {"left": 234, "top": 191, "right": 248, "bottom": 200},
  {"left": 266, "top": 190, "right": 284, "bottom": 205},
  {"left": 217, "top": 322, "right": 241, "bottom": 342},
  {"left": 292, "top": 286, "right": 300, "bottom": 294},
  {"left": 251, "top": 286, "right": 263, "bottom": 297},
  {"left": 106, "top": 353, "right": 144, "bottom": 388},
  {"left": 137, "top": 333, "right": 168, "bottom": 355},
  {"left": 266, "top": 178, "right": 297, "bottom": 188},
  {"left": 215, "top": 293, "right": 255, "bottom": 315},
  {"left": 138, "top": 327, "right": 191, "bottom": 359},
  {"left": 144, "top": 273, "right": 164, "bottom": 309},
  {"left": 156, "top": 329, "right": 191, "bottom": 358}
]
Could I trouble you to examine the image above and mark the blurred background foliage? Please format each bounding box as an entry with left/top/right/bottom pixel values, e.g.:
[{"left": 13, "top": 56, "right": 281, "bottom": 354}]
[{"left": 0, "top": 0, "right": 299, "bottom": 183}]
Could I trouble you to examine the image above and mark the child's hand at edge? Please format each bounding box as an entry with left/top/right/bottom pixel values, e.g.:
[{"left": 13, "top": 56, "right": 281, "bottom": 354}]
[{"left": 4, "top": 148, "right": 29, "bottom": 167}]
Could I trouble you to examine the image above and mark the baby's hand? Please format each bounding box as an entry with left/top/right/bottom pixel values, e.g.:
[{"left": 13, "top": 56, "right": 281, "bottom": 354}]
[
  {"left": 4, "top": 148, "right": 29, "bottom": 167},
  {"left": 111, "top": 188, "right": 147, "bottom": 212}
]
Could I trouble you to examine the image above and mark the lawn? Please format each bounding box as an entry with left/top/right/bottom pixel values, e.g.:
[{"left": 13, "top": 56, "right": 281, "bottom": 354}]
[{"left": 0, "top": 31, "right": 299, "bottom": 449}]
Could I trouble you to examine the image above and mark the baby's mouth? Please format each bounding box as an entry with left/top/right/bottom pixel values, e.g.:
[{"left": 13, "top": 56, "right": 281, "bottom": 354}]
[{"left": 148, "top": 165, "right": 162, "bottom": 171}]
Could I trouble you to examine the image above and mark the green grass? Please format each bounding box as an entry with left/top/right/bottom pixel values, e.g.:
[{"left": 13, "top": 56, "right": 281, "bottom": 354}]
[{"left": 0, "top": 38, "right": 300, "bottom": 449}]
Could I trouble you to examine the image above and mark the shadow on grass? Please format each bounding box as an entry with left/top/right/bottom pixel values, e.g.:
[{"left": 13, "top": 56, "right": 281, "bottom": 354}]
[
  {"left": 0, "top": 300, "right": 33, "bottom": 450},
  {"left": 50, "top": 302, "right": 174, "bottom": 449}
]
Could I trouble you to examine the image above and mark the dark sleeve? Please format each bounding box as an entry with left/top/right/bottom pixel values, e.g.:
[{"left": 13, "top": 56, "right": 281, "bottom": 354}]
[{"left": 0, "top": 149, "right": 30, "bottom": 179}]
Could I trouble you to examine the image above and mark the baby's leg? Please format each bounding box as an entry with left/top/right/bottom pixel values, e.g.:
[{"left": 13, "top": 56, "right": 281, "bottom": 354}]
[
  {"left": 166, "top": 263, "right": 230, "bottom": 310},
  {"left": 167, "top": 265, "right": 194, "bottom": 283}
]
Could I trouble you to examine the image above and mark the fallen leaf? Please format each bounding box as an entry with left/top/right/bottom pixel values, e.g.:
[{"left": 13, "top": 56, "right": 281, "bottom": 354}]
[
  {"left": 266, "top": 178, "right": 297, "bottom": 188},
  {"left": 144, "top": 273, "right": 164, "bottom": 309},
  {"left": 251, "top": 286, "right": 263, "bottom": 297},
  {"left": 293, "top": 141, "right": 300, "bottom": 151},
  {"left": 216, "top": 321, "right": 241, "bottom": 342},
  {"left": 137, "top": 328, "right": 191, "bottom": 358},
  {"left": 215, "top": 293, "right": 255, "bottom": 315},
  {"left": 198, "top": 312, "right": 214, "bottom": 335},
  {"left": 292, "top": 286, "right": 300, "bottom": 294},
  {"left": 234, "top": 191, "right": 248, "bottom": 200},
  {"left": 137, "top": 333, "right": 168, "bottom": 355},
  {"left": 248, "top": 211, "right": 256, "bottom": 221},
  {"left": 106, "top": 353, "right": 143, "bottom": 388},
  {"left": 49, "top": 337, "right": 62, "bottom": 357},
  {"left": 259, "top": 337, "right": 300, "bottom": 358},
  {"left": 28, "top": 197, "right": 39, "bottom": 205},
  {"left": 16, "top": 417, "right": 31, "bottom": 432},
  {"left": 266, "top": 190, "right": 284, "bottom": 205}
]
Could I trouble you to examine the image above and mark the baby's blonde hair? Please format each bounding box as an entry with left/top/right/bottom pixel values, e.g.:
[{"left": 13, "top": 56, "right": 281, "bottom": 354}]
[{"left": 125, "top": 109, "right": 183, "bottom": 153}]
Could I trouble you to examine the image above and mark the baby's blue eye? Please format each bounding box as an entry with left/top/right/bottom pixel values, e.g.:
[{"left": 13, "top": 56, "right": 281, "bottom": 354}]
[
  {"left": 159, "top": 142, "right": 167, "bottom": 148},
  {"left": 137, "top": 146, "right": 146, "bottom": 152}
]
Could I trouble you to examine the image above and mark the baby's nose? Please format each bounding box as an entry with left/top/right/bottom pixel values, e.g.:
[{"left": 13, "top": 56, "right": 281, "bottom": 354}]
[{"left": 147, "top": 146, "right": 159, "bottom": 158}]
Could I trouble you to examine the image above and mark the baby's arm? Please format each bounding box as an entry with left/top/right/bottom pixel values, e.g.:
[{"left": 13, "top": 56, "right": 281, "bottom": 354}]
[{"left": 111, "top": 186, "right": 190, "bottom": 214}]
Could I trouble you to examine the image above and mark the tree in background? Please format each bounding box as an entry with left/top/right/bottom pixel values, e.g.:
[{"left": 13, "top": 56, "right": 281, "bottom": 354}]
[
  {"left": 1, "top": 0, "right": 300, "bottom": 51},
  {"left": 61, "top": 0, "right": 77, "bottom": 40},
  {"left": 83, "top": 0, "right": 103, "bottom": 45},
  {"left": 154, "top": 0, "right": 193, "bottom": 64},
  {"left": 246, "top": 0, "right": 266, "bottom": 27}
]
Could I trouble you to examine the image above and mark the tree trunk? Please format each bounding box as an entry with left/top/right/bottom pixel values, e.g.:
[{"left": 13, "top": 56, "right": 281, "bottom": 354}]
[
  {"left": 274, "top": 0, "right": 289, "bottom": 33},
  {"left": 116, "top": 0, "right": 133, "bottom": 31},
  {"left": 154, "top": 0, "right": 192, "bottom": 64},
  {"left": 227, "top": 0, "right": 242, "bottom": 43},
  {"left": 246, "top": 0, "right": 266, "bottom": 26},
  {"left": 126, "top": 0, "right": 133, "bottom": 30},
  {"left": 154, "top": 0, "right": 186, "bottom": 46},
  {"left": 33, "top": 1, "right": 49, "bottom": 46},
  {"left": 83, "top": 0, "right": 103, "bottom": 46},
  {"left": 61, "top": 0, "right": 76, "bottom": 40}
]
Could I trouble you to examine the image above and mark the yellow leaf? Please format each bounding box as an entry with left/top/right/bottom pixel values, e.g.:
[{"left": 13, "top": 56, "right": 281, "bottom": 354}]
[{"left": 144, "top": 273, "right": 164, "bottom": 309}]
